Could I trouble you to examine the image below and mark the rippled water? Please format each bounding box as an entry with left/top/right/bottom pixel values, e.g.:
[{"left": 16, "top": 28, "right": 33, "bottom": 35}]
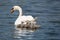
[{"left": 0, "top": 0, "right": 60, "bottom": 40}]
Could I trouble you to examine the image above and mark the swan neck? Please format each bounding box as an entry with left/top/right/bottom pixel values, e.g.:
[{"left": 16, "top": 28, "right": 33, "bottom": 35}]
[{"left": 19, "top": 8, "right": 22, "bottom": 16}]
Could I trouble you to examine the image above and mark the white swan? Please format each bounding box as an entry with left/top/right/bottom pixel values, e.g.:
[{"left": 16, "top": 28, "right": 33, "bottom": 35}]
[{"left": 11, "top": 6, "right": 36, "bottom": 27}]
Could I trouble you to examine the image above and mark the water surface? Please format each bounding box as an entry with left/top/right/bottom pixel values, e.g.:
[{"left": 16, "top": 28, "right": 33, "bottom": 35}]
[{"left": 0, "top": 0, "right": 60, "bottom": 40}]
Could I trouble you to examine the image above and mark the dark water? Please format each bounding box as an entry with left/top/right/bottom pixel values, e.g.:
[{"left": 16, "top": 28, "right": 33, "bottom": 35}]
[{"left": 0, "top": 0, "right": 60, "bottom": 40}]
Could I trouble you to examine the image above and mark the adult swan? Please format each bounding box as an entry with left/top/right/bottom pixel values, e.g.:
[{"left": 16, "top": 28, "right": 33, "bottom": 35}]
[{"left": 11, "top": 6, "right": 38, "bottom": 29}]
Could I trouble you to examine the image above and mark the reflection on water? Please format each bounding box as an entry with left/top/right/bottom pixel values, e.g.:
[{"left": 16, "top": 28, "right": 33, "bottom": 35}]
[{"left": 13, "top": 28, "right": 37, "bottom": 40}]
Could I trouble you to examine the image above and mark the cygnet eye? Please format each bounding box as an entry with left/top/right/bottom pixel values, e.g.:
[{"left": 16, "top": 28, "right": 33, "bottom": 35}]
[{"left": 22, "top": 22, "right": 24, "bottom": 24}]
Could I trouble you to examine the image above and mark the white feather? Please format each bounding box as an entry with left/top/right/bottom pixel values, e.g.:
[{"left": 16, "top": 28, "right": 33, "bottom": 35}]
[{"left": 11, "top": 6, "right": 35, "bottom": 26}]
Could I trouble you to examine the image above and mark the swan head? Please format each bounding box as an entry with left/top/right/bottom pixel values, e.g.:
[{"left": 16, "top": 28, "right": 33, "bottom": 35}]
[{"left": 11, "top": 6, "right": 21, "bottom": 13}]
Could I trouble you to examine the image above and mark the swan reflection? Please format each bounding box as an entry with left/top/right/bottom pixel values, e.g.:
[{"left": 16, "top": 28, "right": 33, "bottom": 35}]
[{"left": 13, "top": 28, "right": 38, "bottom": 40}]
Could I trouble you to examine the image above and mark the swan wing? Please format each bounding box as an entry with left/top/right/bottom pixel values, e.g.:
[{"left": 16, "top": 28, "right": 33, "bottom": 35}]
[{"left": 15, "top": 16, "right": 35, "bottom": 25}]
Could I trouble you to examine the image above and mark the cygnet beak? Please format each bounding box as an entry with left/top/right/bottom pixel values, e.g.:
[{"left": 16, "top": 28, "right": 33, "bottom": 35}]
[{"left": 11, "top": 8, "right": 14, "bottom": 13}]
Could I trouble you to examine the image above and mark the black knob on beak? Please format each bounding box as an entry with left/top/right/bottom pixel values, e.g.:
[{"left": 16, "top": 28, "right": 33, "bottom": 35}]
[{"left": 11, "top": 8, "right": 14, "bottom": 13}]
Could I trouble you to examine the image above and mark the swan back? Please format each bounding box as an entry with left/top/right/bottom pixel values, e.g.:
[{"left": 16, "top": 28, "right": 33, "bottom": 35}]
[{"left": 15, "top": 15, "right": 35, "bottom": 25}]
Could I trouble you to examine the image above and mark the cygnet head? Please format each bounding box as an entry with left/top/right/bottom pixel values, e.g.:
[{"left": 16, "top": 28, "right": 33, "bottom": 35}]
[{"left": 11, "top": 6, "right": 22, "bottom": 13}]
